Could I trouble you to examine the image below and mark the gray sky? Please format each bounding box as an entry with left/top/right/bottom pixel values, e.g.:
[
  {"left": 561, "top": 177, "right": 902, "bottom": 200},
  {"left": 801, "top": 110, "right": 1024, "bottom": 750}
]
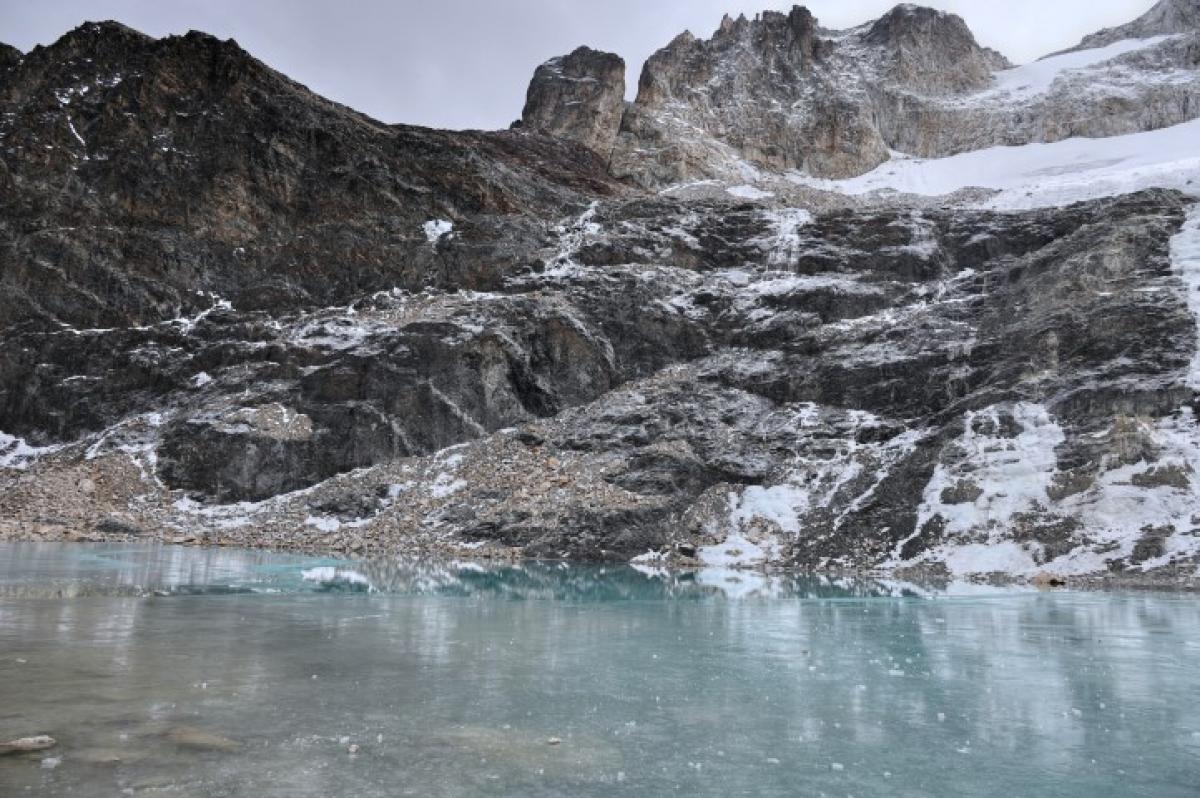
[{"left": 2, "top": 0, "right": 1155, "bottom": 130}]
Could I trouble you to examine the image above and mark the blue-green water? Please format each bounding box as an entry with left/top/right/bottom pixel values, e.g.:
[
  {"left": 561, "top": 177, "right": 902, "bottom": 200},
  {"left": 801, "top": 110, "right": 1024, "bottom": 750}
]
[{"left": 0, "top": 543, "right": 1197, "bottom": 797}]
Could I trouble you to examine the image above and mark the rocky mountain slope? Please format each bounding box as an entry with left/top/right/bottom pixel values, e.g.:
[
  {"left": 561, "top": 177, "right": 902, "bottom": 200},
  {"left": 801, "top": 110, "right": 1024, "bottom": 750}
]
[
  {"left": 1071, "top": 0, "right": 1200, "bottom": 50},
  {"left": 3, "top": 1, "right": 1200, "bottom": 587}
]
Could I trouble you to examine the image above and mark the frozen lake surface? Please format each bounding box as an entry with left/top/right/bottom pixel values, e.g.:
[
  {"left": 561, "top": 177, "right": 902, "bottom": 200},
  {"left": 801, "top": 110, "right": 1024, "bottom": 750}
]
[{"left": 0, "top": 543, "right": 1197, "bottom": 796}]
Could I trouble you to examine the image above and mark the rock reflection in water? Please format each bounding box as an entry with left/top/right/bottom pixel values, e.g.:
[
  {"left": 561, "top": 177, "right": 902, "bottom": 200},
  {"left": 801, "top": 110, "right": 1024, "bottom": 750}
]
[
  {"left": 297, "top": 557, "right": 940, "bottom": 600},
  {"left": 0, "top": 542, "right": 945, "bottom": 599}
]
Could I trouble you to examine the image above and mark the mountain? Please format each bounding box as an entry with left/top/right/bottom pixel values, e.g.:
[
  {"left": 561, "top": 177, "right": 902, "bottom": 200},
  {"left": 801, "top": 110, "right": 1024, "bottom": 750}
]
[
  {"left": 0, "top": 22, "right": 618, "bottom": 331},
  {"left": 2, "top": 4, "right": 1200, "bottom": 586},
  {"left": 524, "top": 2, "right": 1200, "bottom": 188}
]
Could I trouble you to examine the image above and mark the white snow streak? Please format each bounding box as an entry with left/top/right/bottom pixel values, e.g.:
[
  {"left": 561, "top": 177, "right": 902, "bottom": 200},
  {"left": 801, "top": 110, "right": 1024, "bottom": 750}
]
[
  {"left": 1172, "top": 205, "right": 1200, "bottom": 388},
  {"left": 978, "top": 35, "right": 1178, "bottom": 102}
]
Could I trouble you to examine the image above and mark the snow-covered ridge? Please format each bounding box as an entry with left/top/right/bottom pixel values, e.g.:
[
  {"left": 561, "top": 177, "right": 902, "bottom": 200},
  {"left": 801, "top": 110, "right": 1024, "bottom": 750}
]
[
  {"left": 973, "top": 34, "right": 1178, "bottom": 103},
  {"left": 788, "top": 117, "right": 1200, "bottom": 210}
]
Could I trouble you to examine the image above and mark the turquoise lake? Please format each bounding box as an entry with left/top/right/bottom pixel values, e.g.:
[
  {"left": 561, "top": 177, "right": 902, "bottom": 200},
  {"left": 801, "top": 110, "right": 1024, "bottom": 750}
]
[{"left": 0, "top": 543, "right": 1197, "bottom": 797}]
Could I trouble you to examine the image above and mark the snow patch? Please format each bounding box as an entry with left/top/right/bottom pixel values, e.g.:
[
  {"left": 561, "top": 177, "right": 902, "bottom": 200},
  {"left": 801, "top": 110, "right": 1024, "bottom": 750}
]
[
  {"left": 979, "top": 35, "right": 1178, "bottom": 102},
  {"left": 726, "top": 184, "right": 774, "bottom": 200},
  {"left": 304, "top": 515, "right": 342, "bottom": 533},
  {"left": 698, "top": 532, "right": 781, "bottom": 568},
  {"left": 0, "top": 432, "right": 61, "bottom": 471},
  {"left": 430, "top": 472, "right": 467, "bottom": 499},
  {"left": 422, "top": 219, "right": 453, "bottom": 247},
  {"left": 730, "top": 487, "right": 805, "bottom": 536},
  {"left": 66, "top": 117, "right": 86, "bottom": 147}
]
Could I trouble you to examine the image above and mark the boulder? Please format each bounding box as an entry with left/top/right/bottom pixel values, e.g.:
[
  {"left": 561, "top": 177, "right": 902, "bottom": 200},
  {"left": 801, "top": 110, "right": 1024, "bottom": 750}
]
[{"left": 520, "top": 46, "right": 625, "bottom": 157}]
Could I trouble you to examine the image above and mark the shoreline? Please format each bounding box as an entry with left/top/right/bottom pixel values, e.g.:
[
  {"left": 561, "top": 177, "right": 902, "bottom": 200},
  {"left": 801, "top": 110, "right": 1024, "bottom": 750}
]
[{"left": 2, "top": 535, "right": 1196, "bottom": 595}]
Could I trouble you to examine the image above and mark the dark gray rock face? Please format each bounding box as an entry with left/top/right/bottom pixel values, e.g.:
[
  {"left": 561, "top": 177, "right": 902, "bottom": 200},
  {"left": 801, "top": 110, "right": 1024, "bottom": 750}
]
[
  {"left": 3, "top": 11, "right": 1200, "bottom": 583},
  {"left": 0, "top": 43, "right": 21, "bottom": 73},
  {"left": 863, "top": 4, "right": 1009, "bottom": 94},
  {"left": 520, "top": 46, "right": 626, "bottom": 158},
  {"left": 0, "top": 21, "right": 620, "bottom": 330}
]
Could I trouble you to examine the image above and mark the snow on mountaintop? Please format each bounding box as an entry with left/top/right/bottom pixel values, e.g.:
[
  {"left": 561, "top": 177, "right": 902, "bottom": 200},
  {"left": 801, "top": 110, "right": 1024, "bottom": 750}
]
[
  {"left": 978, "top": 34, "right": 1177, "bottom": 102},
  {"left": 787, "top": 116, "right": 1200, "bottom": 210}
]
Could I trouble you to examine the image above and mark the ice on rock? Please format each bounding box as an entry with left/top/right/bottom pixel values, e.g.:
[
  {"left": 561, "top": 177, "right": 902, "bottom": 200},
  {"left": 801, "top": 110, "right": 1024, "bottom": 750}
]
[
  {"left": 1171, "top": 205, "right": 1200, "bottom": 388},
  {"left": 700, "top": 405, "right": 927, "bottom": 572},
  {"left": 903, "top": 399, "right": 1200, "bottom": 576},
  {"left": 0, "top": 432, "right": 61, "bottom": 470},
  {"left": 896, "top": 402, "right": 1064, "bottom": 575},
  {"left": 917, "top": 403, "right": 1064, "bottom": 538},
  {"left": 757, "top": 207, "right": 814, "bottom": 268}
]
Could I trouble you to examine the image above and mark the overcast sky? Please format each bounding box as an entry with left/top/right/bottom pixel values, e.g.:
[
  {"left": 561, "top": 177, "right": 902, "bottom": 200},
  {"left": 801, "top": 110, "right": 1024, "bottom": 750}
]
[{"left": 2, "top": 0, "right": 1155, "bottom": 130}]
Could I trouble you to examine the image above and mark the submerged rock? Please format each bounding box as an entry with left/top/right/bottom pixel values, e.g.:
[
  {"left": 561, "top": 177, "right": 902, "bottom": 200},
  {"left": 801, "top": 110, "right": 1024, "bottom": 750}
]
[
  {"left": 165, "top": 726, "right": 240, "bottom": 752},
  {"left": 0, "top": 735, "right": 57, "bottom": 755}
]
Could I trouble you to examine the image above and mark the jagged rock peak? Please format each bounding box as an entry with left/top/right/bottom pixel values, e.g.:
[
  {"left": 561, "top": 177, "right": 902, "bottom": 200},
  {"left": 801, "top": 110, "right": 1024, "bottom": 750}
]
[
  {"left": 35, "top": 20, "right": 154, "bottom": 61},
  {"left": 607, "top": 3, "right": 1016, "bottom": 186},
  {"left": 713, "top": 5, "right": 820, "bottom": 42},
  {"left": 633, "top": 5, "right": 823, "bottom": 109},
  {"left": 520, "top": 45, "right": 625, "bottom": 157},
  {"left": 14, "top": 19, "right": 249, "bottom": 84},
  {"left": 863, "top": 3, "right": 1010, "bottom": 93},
  {"left": 1073, "top": 0, "right": 1200, "bottom": 50},
  {"left": 0, "top": 43, "right": 22, "bottom": 72}
]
